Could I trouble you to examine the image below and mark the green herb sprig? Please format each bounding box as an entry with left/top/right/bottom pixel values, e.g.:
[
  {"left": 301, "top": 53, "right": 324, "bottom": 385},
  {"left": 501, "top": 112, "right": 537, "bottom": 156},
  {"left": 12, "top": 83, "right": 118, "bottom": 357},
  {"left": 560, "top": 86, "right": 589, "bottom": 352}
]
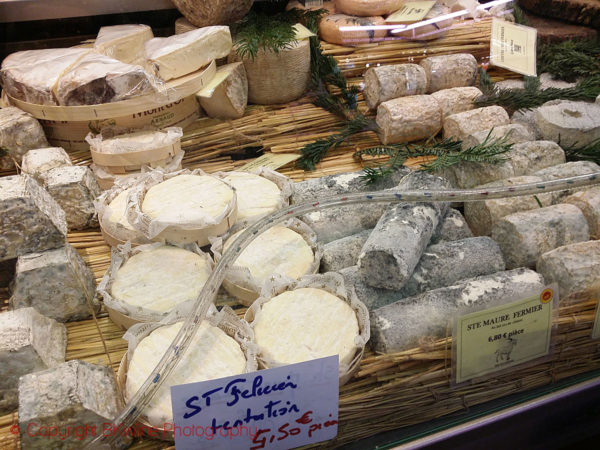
[
  {"left": 538, "top": 39, "right": 600, "bottom": 82},
  {"left": 563, "top": 138, "right": 600, "bottom": 166}
]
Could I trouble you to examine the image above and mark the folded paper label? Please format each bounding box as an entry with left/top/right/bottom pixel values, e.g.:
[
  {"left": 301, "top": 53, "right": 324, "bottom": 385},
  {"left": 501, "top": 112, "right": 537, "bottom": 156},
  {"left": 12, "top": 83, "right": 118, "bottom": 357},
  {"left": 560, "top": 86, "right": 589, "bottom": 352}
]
[
  {"left": 454, "top": 285, "right": 556, "bottom": 384},
  {"left": 239, "top": 153, "right": 301, "bottom": 172},
  {"left": 490, "top": 18, "right": 537, "bottom": 77},
  {"left": 171, "top": 356, "right": 339, "bottom": 449},
  {"left": 386, "top": 1, "right": 436, "bottom": 23}
]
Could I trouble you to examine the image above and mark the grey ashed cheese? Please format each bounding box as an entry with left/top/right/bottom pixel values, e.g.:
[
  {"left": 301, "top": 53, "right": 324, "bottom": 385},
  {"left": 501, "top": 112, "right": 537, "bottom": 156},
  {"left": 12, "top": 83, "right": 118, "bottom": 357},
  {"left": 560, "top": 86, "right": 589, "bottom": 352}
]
[
  {"left": 0, "top": 107, "right": 49, "bottom": 170},
  {"left": 21, "top": 147, "right": 72, "bottom": 183}
]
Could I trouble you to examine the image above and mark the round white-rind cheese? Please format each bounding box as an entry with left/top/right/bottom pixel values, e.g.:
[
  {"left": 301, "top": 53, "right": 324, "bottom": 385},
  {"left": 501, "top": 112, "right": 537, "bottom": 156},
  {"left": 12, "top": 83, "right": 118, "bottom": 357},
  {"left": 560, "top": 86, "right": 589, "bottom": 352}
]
[
  {"left": 224, "top": 226, "right": 314, "bottom": 288},
  {"left": 125, "top": 321, "right": 246, "bottom": 427},
  {"left": 222, "top": 172, "right": 282, "bottom": 222},
  {"left": 141, "top": 174, "right": 234, "bottom": 225},
  {"left": 111, "top": 245, "right": 211, "bottom": 314},
  {"left": 253, "top": 287, "right": 360, "bottom": 366}
]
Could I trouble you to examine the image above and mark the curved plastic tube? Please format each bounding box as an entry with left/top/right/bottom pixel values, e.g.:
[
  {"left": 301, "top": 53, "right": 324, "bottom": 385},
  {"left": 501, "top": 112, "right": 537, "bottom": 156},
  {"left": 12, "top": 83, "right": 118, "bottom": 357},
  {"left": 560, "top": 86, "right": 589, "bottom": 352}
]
[{"left": 90, "top": 172, "right": 600, "bottom": 448}]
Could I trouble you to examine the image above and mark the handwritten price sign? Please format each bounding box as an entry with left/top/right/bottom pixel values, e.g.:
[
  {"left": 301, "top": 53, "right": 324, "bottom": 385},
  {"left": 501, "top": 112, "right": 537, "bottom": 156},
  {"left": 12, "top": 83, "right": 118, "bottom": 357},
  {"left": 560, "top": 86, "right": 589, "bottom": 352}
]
[{"left": 171, "top": 356, "right": 339, "bottom": 449}]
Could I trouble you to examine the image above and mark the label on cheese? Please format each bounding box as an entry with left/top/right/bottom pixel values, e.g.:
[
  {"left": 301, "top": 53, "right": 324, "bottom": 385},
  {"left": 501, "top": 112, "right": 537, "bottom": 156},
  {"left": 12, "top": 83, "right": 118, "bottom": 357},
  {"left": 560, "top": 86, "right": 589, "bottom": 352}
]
[
  {"left": 293, "top": 23, "right": 317, "bottom": 40},
  {"left": 592, "top": 300, "right": 600, "bottom": 339},
  {"left": 239, "top": 153, "right": 300, "bottom": 172},
  {"left": 490, "top": 18, "right": 537, "bottom": 77},
  {"left": 171, "top": 355, "right": 339, "bottom": 449},
  {"left": 454, "top": 285, "right": 556, "bottom": 384},
  {"left": 385, "top": 1, "right": 436, "bottom": 23}
]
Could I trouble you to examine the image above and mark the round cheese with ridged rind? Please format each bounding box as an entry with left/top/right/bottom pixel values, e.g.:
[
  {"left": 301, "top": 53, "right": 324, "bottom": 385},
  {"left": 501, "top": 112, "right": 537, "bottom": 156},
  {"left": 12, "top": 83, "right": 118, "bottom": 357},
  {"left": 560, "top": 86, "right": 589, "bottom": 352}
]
[
  {"left": 142, "top": 174, "right": 234, "bottom": 225},
  {"left": 125, "top": 321, "right": 246, "bottom": 426},
  {"left": 254, "top": 287, "right": 359, "bottom": 366},
  {"left": 224, "top": 226, "right": 314, "bottom": 288},
  {"left": 111, "top": 245, "right": 211, "bottom": 313},
  {"left": 222, "top": 172, "right": 281, "bottom": 222}
]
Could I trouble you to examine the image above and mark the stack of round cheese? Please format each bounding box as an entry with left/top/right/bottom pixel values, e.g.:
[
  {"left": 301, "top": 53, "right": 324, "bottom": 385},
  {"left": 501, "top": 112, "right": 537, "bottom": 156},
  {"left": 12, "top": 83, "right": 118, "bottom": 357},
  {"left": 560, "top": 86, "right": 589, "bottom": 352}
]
[
  {"left": 216, "top": 220, "right": 319, "bottom": 304},
  {"left": 100, "top": 244, "right": 212, "bottom": 327},
  {"left": 245, "top": 274, "right": 369, "bottom": 384},
  {"left": 123, "top": 319, "right": 251, "bottom": 431},
  {"left": 131, "top": 170, "right": 237, "bottom": 246}
]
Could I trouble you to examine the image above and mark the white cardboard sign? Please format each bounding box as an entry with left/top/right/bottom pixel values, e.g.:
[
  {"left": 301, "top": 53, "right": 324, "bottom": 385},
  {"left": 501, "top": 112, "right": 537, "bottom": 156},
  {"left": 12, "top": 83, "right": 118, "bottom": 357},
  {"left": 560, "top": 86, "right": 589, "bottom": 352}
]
[{"left": 171, "top": 356, "right": 339, "bottom": 449}]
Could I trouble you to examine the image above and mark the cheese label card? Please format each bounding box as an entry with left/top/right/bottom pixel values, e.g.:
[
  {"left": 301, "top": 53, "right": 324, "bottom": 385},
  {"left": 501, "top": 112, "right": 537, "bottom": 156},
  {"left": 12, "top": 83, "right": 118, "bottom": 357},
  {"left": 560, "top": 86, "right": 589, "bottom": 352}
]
[
  {"left": 239, "top": 153, "right": 301, "bottom": 172},
  {"left": 385, "top": 1, "right": 436, "bottom": 23},
  {"left": 592, "top": 300, "right": 600, "bottom": 340},
  {"left": 293, "top": 23, "right": 317, "bottom": 40},
  {"left": 490, "top": 18, "right": 537, "bottom": 77},
  {"left": 171, "top": 356, "right": 339, "bottom": 449},
  {"left": 454, "top": 286, "right": 556, "bottom": 384}
]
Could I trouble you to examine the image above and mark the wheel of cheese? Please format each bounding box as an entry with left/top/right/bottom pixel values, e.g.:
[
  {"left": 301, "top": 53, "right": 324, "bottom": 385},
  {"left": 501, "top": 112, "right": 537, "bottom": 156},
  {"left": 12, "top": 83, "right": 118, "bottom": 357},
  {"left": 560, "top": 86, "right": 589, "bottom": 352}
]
[
  {"left": 335, "top": 0, "right": 405, "bottom": 16},
  {"left": 124, "top": 321, "right": 247, "bottom": 428},
  {"left": 110, "top": 245, "right": 212, "bottom": 315},
  {"left": 391, "top": 4, "right": 454, "bottom": 41},
  {"left": 319, "top": 14, "right": 388, "bottom": 46},
  {"left": 287, "top": 0, "right": 337, "bottom": 13},
  {"left": 222, "top": 226, "right": 316, "bottom": 304},
  {"left": 252, "top": 287, "right": 360, "bottom": 366},
  {"left": 230, "top": 39, "right": 311, "bottom": 105},
  {"left": 100, "top": 186, "right": 151, "bottom": 246},
  {"left": 221, "top": 171, "right": 282, "bottom": 223},
  {"left": 171, "top": 0, "right": 253, "bottom": 27}
]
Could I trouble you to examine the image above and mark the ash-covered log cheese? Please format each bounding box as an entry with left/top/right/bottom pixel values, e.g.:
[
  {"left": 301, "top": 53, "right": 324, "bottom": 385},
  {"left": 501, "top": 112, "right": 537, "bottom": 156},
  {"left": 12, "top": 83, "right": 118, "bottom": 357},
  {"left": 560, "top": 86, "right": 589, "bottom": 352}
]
[
  {"left": 19, "top": 360, "right": 120, "bottom": 449},
  {"left": 94, "top": 24, "right": 154, "bottom": 64},
  {"left": 562, "top": 187, "right": 600, "bottom": 238},
  {"left": 42, "top": 166, "right": 101, "bottom": 231},
  {"left": 536, "top": 240, "right": 600, "bottom": 299},
  {"left": 220, "top": 171, "right": 283, "bottom": 223},
  {"left": 431, "top": 86, "right": 482, "bottom": 118},
  {"left": 419, "top": 53, "right": 478, "bottom": 93},
  {"left": 220, "top": 224, "right": 317, "bottom": 304},
  {"left": 321, "top": 229, "right": 371, "bottom": 272},
  {"left": 108, "top": 245, "right": 212, "bottom": 317},
  {"left": 443, "top": 106, "right": 510, "bottom": 140},
  {"left": 125, "top": 320, "right": 248, "bottom": 427},
  {"left": 464, "top": 176, "right": 559, "bottom": 236},
  {"left": 0, "top": 175, "right": 67, "bottom": 261},
  {"left": 0, "top": 107, "right": 48, "bottom": 170},
  {"left": 534, "top": 161, "right": 600, "bottom": 197},
  {"left": 1, "top": 48, "right": 90, "bottom": 105},
  {"left": 0, "top": 308, "right": 66, "bottom": 414},
  {"left": 376, "top": 95, "right": 442, "bottom": 144},
  {"left": 11, "top": 243, "right": 99, "bottom": 322},
  {"left": 370, "top": 268, "right": 545, "bottom": 353},
  {"left": 363, "top": 63, "right": 427, "bottom": 110},
  {"left": 492, "top": 204, "right": 590, "bottom": 269},
  {"left": 431, "top": 208, "right": 473, "bottom": 244},
  {"left": 21, "top": 147, "right": 72, "bottom": 183},
  {"left": 318, "top": 14, "right": 387, "bottom": 46},
  {"left": 54, "top": 52, "right": 156, "bottom": 106},
  {"left": 251, "top": 287, "right": 360, "bottom": 365},
  {"left": 335, "top": 0, "right": 405, "bottom": 16},
  {"left": 146, "top": 26, "right": 232, "bottom": 81},
  {"left": 198, "top": 62, "right": 248, "bottom": 119}
]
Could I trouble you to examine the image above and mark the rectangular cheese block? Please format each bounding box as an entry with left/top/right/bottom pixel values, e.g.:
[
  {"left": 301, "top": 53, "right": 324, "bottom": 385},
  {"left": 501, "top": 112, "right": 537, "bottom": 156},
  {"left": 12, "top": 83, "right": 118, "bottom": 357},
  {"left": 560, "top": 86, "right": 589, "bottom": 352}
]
[
  {"left": 198, "top": 62, "right": 248, "bottom": 119},
  {"left": 94, "top": 24, "right": 154, "bottom": 64},
  {"left": 145, "top": 26, "right": 232, "bottom": 81},
  {"left": 54, "top": 52, "right": 157, "bottom": 106},
  {"left": 1, "top": 48, "right": 90, "bottom": 105}
]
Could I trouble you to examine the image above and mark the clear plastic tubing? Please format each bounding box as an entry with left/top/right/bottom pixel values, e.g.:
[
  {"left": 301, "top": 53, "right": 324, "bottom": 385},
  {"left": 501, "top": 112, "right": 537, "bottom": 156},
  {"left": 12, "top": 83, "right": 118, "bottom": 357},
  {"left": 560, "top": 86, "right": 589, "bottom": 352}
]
[{"left": 91, "top": 172, "right": 599, "bottom": 448}]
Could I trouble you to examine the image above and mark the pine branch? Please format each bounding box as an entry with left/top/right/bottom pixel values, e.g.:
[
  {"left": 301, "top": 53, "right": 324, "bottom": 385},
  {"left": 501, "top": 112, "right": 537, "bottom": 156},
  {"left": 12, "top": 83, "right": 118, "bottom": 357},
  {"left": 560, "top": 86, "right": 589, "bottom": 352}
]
[
  {"left": 296, "top": 115, "right": 374, "bottom": 171},
  {"left": 354, "top": 132, "right": 513, "bottom": 184},
  {"left": 512, "top": 4, "right": 529, "bottom": 25},
  {"left": 563, "top": 137, "right": 600, "bottom": 166},
  {"left": 538, "top": 38, "right": 600, "bottom": 82}
]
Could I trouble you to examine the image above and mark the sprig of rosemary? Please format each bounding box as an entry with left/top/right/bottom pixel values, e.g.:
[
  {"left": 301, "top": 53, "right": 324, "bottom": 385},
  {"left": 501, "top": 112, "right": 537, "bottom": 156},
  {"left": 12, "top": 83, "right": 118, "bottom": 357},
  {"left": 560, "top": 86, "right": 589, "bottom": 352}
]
[{"left": 355, "top": 132, "right": 513, "bottom": 184}]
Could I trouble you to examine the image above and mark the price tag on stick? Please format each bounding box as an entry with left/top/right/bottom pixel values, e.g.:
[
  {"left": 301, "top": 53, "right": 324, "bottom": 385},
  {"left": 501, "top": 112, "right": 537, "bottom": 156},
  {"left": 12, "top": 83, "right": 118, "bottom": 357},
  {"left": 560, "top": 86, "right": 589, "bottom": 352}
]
[
  {"left": 171, "top": 356, "right": 339, "bottom": 449},
  {"left": 490, "top": 18, "right": 537, "bottom": 77}
]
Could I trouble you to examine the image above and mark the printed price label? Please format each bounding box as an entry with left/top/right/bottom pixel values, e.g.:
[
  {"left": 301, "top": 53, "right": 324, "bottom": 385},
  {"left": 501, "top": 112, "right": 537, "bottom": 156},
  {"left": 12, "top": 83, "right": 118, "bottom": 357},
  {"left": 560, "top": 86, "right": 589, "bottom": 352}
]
[
  {"left": 490, "top": 18, "right": 537, "bottom": 77},
  {"left": 171, "top": 356, "right": 339, "bottom": 449},
  {"left": 592, "top": 300, "right": 600, "bottom": 340},
  {"left": 293, "top": 23, "right": 317, "bottom": 40},
  {"left": 454, "top": 286, "right": 556, "bottom": 384},
  {"left": 385, "top": 1, "right": 436, "bottom": 23},
  {"left": 239, "top": 153, "right": 300, "bottom": 172}
]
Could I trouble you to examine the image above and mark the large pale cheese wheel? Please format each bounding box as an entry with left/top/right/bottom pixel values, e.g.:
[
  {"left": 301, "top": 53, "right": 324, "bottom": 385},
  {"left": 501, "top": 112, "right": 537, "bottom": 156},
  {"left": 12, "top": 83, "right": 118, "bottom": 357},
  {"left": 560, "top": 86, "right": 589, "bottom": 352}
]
[
  {"left": 111, "top": 245, "right": 211, "bottom": 314},
  {"left": 142, "top": 174, "right": 234, "bottom": 225},
  {"left": 223, "top": 226, "right": 315, "bottom": 302},
  {"left": 319, "top": 14, "right": 387, "bottom": 46},
  {"left": 253, "top": 287, "right": 360, "bottom": 366},
  {"left": 222, "top": 172, "right": 281, "bottom": 222},
  {"left": 335, "top": 0, "right": 405, "bottom": 16},
  {"left": 125, "top": 321, "right": 246, "bottom": 426},
  {"left": 392, "top": 4, "right": 454, "bottom": 41},
  {"left": 94, "top": 24, "right": 154, "bottom": 64},
  {"left": 171, "top": 0, "right": 253, "bottom": 28},
  {"left": 230, "top": 40, "right": 310, "bottom": 105}
]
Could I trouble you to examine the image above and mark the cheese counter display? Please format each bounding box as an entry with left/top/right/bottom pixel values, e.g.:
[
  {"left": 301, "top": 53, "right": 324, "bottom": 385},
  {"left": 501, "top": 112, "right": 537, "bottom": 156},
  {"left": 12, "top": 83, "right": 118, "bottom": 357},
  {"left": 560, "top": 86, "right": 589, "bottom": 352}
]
[{"left": 1, "top": 0, "right": 600, "bottom": 448}]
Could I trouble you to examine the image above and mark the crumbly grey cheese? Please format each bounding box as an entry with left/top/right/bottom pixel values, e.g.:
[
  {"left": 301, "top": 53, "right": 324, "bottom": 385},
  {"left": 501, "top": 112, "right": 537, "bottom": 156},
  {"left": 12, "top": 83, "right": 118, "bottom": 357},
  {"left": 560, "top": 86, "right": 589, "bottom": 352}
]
[
  {"left": 0, "top": 107, "right": 48, "bottom": 170},
  {"left": 0, "top": 175, "right": 67, "bottom": 261},
  {"left": 562, "top": 187, "right": 600, "bottom": 238},
  {"left": 11, "top": 243, "right": 99, "bottom": 322},
  {"left": 419, "top": 53, "right": 478, "bottom": 93},
  {"left": 21, "top": 147, "right": 72, "bottom": 183},
  {"left": 0, "top": 308, "right": 66, "bottom": 414},
  {"left": 443, "top": 106, "right": 509, "bottom": 141},
  {"left": 431, "top": 86, "right": 483, "bottom": 118},
  {"left": 376, "top": 95, "right": 442, "bottom": 144},
  {"left": 461, "top": 124, "right": 534, "bottom": 150}
]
